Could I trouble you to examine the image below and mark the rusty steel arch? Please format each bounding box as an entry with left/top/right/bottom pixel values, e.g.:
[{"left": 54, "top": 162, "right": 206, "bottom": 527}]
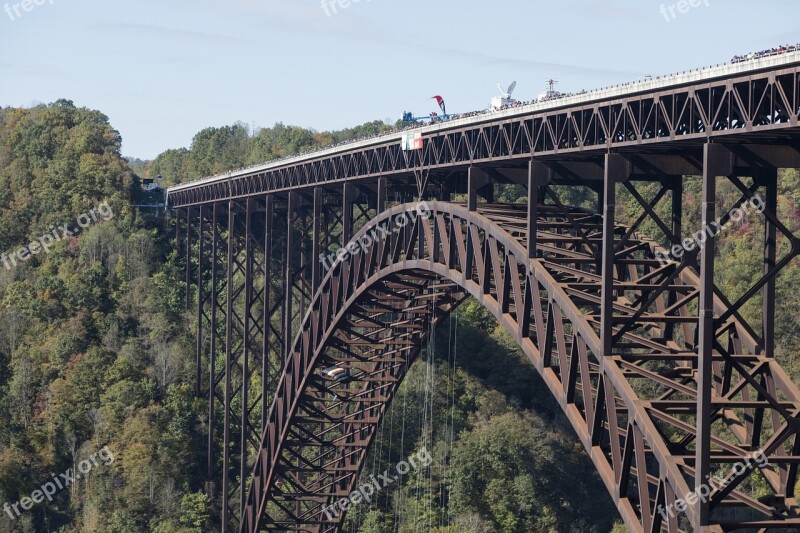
[
  {"left": 169, "top": 57, "right": 800, "bottom": 531},
  {"left": 237, "top": 196, "right": 800, "bottom": 533}
]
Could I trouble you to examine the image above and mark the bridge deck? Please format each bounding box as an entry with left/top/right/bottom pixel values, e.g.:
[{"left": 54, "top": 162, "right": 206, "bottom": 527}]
[{"left": 168, "top": 50, "right": 800, "bottom": 206}]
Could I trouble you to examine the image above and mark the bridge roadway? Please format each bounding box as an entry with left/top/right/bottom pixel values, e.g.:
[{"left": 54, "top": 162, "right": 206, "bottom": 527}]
[
  {"left": 168, "top": 50, "right": 800, "bottom": 208},
  {"left": 169, "top": 55, "right": 800, "bottom": 532}
]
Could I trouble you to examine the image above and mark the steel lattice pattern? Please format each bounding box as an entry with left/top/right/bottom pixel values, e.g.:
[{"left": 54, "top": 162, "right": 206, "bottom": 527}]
[
  {"left": 231, "top": 199, "right": 800, "bottom": 532},
  {"left": 170, "top": 58, "right": 800, "bottom": 533},
  {"left": 168, "top": 62, "right": 800, "bottom": 209}
]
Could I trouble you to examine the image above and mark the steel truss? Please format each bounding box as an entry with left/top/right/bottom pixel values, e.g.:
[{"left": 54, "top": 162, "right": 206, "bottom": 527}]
[
  {"left": 170, "top": 60, "right": 800, "bottom": 533},
  {"left": 177, "top": 146, "right": 800, "bottom": 532},
  {"left": 177, "top": 183, "right": 396, "bottom": 531},
  {"left": 168, "top": 63, "right": 800, "bottom": 209}
]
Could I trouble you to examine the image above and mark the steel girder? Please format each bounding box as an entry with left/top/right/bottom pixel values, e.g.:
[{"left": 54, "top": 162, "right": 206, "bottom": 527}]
[
  {"left": 232, "top": 175, "right": 800, "bottom": 532},
  {"left": 183, "top": 186, "right": 391, "bottom": 530},
  {"left": 167, "top": 63, "right": 800, "bottom": 208},
  {"left": 174, "top": 142, "right": 800, "bottom": 531},
  {"left": 183, "top": 200, "right": 273, "bottom": 530},
  {"left": 164, "top": 70, "right": 800, "bottom": 532}
]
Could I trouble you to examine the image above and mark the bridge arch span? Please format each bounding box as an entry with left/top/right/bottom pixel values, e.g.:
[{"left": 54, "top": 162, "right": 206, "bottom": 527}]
[{"left": 241, "top": 201, "right": 706, "bottom": 532}]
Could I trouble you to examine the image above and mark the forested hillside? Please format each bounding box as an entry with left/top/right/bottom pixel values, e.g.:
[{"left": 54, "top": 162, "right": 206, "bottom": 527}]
[
  {"left": 0, "top": 101, "right": 205, "bottom": 532},
  {"left": 143, "top": 121, "right": 396, "bottom": 187},
  {"left": 3, "top": 100, "right": 800, "bottom": 532}
]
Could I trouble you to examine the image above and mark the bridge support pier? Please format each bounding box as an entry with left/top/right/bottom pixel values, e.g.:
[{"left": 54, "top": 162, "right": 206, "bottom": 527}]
[
  {"left": 185, "top": 207, "right": 194, "bottom": 310},
  {"left": 528, "top": 161, "right": 552, "bottom": 259},
  {"left": 695, "top": 144, "right": 733, "bottom": 530},
  {"left": 262, "top": 195, "right": 275, "bottom": 430},
  {"left": 207, "top": 203, "right": 220, "bottom": 490},
  {"left": 183, "top": 198, "right": 273, "bottom": 531},
  {"left": 195, "top": 205, "right": 206, "bottom": 397},
  {"left": 600, "top": 154, "right": 632, "bottom": 355},
  {"left": 467, "top": 167, "right": 485, "bottom": 212},
  {"left": 222, "top": 200, "right": 236, "bottom": 531},
  {"left": 760, "top": 167, "right": 778, "bottom": 360}
]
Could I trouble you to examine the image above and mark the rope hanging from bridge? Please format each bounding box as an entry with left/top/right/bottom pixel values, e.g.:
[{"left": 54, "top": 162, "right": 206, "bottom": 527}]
[
  {"left": 393, "top": 320, "right": 411, "bottom": 531},
  {"left": 445, "top": 311, "right": 459, "bottom": 529},
  {"left": 425, "top": 297, "right": 435, "bottom": 533},
  {"left": 324, "top": 226, "right": 463, "bottom": 531},
  {"left": 413, "top": 296, "right": 434, "bottom": 532}
]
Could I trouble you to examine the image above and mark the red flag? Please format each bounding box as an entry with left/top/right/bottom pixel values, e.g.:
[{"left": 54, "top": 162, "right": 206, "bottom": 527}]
[{"left": 431, "top": 95, "right": 446, "bottom": 115}]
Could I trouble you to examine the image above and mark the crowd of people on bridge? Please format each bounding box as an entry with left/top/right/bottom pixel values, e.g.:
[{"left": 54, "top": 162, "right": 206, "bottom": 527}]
[{"left": 731, "top": 43, "right": 799, "bottom": 64}]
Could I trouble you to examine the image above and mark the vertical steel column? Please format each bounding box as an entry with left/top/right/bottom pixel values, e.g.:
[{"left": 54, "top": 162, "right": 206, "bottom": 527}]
[
  {"left": 596, "top": 183, "right": 604, "bottom": 216},
  {"left": 762, "top": 168, "right": 778, "bottom": 358},
  {"left": 671, "top": 178, "right": 683, "bottom": 247},
  {"left": 222, "top": 200, "right": 235, "bottom": 532},
  {"left": 665, "top": 178, "right": 683, "bottom": 340},
  {"left": 528, "top": 161, "right": 552, "bottom": 259},
  {"left": 694, "top": 144, "right": 732, "bottom": 529},
  {"left": 291, "top": 191, "right": 305, "bottom": 532},
  {"left": 467, "top": 167, "right": 488, "bottom": 212},
  {"left": 196, "top": 205, "right": 205, "bottom": 397},
  {"left": 262, "top": 195, "right": 274, "bottom": 429},
  {"left": 312, "top": 188, "right": 323, "bottom": 291},
  {"left": 209, "top": 203, "right": 220, "bottom": 484},
  {"left": 175, "top": 207, "right": 182, "bottom": 251},
  {"left": 377, "top": 177, "right": 387, "bottom": 214},
  {"left": 241, "top": 198, "right": 255, "bottom": 519},
  {"left": 343, "top": 184, "right": 356, "bottom": 244},
  {"left": 284, "top": 193, "right": 298, "bottom": 364},
  {"left": 601, "top": 154, "right": 630, "bottom": 355},
  {"left": 440, "top": 185, "right": 451, "bottom": 201},
  {"left": 186, "top": 207, "right": 193, "bottom": 309},
  {"left": 299, "top": 198, "right": 310, "bottom": 321},
  {"left": 176, "top": 208, "right": 183, "bottom": 289}
]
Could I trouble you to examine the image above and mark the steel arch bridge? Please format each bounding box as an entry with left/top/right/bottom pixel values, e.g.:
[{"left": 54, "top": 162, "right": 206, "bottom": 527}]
[{"left": 169, "top": 54, "right": 800, "bottom": 532}]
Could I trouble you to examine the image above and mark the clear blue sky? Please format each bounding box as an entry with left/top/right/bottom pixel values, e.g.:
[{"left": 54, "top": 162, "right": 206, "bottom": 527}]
[{"left": 1, "top": 0, "right": 797, "bottom": 159}]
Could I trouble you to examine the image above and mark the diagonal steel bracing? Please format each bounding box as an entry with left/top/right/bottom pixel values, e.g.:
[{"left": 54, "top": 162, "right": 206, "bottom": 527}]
[
  {"left": 193, "top": 147, "right": 800, "bottom": 533},
  {"left": 171, "top": 67, "right": 800, "bottom": 532}
]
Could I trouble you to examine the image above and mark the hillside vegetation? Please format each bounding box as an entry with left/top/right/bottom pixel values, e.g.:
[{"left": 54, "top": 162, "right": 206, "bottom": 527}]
[{"left": 2, "top": 101, "right": 800, "bottom": 532}]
